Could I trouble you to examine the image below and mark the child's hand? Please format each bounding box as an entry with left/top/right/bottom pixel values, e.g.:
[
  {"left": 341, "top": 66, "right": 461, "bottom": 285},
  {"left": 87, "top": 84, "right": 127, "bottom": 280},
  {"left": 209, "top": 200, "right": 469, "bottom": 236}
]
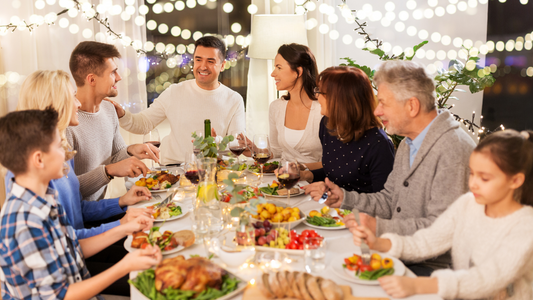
[
  {"left": 119, "top": 186, "right": 152, "bottom": 207},
  {"left": 123, "top": 245, "right": 162, "bottom": 272},
  {"left": 378, "top": 276, "right": 418, "bottom": 298},
  {"left": 345, "top": 213, "right": 378, "bottom": 249},
  {"left": 120, "top": 207, "right": 154, "bottom": 225},
  {"left": 122, "top": 215, "right": 154, "bottom": 235}
]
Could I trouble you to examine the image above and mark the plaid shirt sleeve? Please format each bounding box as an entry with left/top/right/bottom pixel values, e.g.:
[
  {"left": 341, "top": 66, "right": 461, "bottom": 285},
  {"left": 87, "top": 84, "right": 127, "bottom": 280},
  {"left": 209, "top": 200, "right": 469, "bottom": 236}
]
[{"left": 0, "top": 199, "right": 70, "bottom": 300}]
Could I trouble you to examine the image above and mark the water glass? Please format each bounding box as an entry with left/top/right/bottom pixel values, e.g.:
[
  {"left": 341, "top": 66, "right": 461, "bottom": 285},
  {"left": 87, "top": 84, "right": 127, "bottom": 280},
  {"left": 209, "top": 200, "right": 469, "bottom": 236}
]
[{"left": 304, "top": 237, "right": 327, "bottom": 273}]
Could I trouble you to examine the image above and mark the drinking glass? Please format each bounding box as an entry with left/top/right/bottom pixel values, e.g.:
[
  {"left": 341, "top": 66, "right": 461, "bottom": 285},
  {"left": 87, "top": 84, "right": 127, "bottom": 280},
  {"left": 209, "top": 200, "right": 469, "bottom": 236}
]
[
  {"left": 276, "top": 159, "right": 300, "bottom": 207},
  {"left": 183, "top": 151, "right": 199, "bottom": 187},
  {"left": 252, "top": 134, "right": 271, "bottom": 181},
  {"left": 143, "top": 129, "right": 160, "bottom": 169},
  {"left": 193, "top": 132, "right": 203, "bottom": 158},
  {"left": 304, "top": 237, "right": 327, "bottom": 273},
  {"left": 228, "top": 130, "right": 248, "bottom": 165}
]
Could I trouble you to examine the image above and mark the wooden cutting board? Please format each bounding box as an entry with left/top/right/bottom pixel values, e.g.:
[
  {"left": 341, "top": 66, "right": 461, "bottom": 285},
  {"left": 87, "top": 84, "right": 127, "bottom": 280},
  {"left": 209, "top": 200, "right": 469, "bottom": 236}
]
[{"left": 243, "top": 284, "right": 389, "bottom": 300}]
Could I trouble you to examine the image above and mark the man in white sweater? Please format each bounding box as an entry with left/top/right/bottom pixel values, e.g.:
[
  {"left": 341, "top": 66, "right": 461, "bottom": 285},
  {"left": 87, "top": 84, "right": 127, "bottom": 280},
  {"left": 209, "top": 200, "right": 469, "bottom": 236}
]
[
  {"left": 107, "top": 36, "right": 246, "bottom": 165},
  {"left": 67, "top": 41, "right": 161, "bottom": 201}
]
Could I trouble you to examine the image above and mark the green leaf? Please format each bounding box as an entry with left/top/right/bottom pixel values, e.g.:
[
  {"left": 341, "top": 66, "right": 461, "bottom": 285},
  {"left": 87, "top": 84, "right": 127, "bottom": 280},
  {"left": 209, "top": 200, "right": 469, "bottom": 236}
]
[
  {"left": 228, "top": 173, "right": 239, "bottom": 180},
  {"left": 230, "top": 207, "right": 244, "bottom": 217}
]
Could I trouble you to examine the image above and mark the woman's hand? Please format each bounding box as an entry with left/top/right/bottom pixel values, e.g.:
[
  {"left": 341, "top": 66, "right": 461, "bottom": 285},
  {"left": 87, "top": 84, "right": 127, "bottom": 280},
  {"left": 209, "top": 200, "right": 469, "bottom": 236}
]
[
  {"left": 302, "top": 178, "right": 344, "bottom": 207},
  {"left": 104, "top": 98, "right": 126, "bottom": 118},
  {"left": 119, "top": 186, "right": 152, "bottom": 207},
  {"left": 121, "top": 244, "right": 162, "bottom": 272},
  {"left": 120, "top": 207, "right": 154, "bottom": 224}
]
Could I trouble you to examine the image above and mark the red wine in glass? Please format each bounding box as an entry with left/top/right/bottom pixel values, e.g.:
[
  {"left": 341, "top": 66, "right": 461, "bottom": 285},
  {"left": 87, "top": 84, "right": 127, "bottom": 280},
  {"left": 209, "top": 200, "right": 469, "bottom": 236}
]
[
  {"left": 277, "top": 173, "right": 300, "bottom": 189},
  {"left": 146, "top": 141, "right": 161, "bottom": 148},
  {"left": 253, "top": 153, "right": 271, "bottom": 164},
  {"left": 185, "top": 170, "right": 200, "bottom": 184},
  {"left": 230, "top": 146, "right": 246, "bottom": 156}
]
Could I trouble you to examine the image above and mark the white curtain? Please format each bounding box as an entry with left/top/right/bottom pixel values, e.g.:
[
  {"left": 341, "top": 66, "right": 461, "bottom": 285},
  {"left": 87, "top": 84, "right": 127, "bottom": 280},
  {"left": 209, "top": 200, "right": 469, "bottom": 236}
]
[{"left": 0, "top": 0, "right": 147, "bottom": 115}]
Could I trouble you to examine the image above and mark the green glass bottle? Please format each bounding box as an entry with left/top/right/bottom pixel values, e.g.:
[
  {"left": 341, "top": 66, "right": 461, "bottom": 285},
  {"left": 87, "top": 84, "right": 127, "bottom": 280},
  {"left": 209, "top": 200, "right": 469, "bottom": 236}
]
[{"left": 204, "top": 119, "right": 217, "bottom": 158}]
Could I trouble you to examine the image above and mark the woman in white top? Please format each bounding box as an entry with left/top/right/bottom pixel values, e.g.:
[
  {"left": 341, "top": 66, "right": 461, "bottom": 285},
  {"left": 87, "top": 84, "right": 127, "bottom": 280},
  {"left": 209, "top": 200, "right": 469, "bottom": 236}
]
[{"left": 244, "top": 44, "right": 322, "bottom": 168}]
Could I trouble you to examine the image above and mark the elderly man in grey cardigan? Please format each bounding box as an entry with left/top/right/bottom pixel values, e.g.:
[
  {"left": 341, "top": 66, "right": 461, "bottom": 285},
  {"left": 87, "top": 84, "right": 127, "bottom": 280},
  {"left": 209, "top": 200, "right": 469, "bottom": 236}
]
[{"left": 306, "top": 60, "right": 476, "bottom": 276}]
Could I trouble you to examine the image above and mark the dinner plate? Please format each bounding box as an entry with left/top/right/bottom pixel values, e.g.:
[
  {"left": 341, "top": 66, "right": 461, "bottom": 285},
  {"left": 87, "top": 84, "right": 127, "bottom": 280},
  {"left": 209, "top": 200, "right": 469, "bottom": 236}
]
[
  {"left": 126, "top": 168, "right": 183, "bottom": 193},
  {"left": 124, "top": 234, "right": 185, "bottom": 255},
  {"left": 141, "top": 202, "right": 190, "bottom": 222},
  {"left": 130, "top": 264, "right": 248, "bottom": 300},
  {"left": 303, "top": 220, "right": 347, "bottom": 230},
  {"left": 331, "top": 251, "right": 406, "bottom": 285}
]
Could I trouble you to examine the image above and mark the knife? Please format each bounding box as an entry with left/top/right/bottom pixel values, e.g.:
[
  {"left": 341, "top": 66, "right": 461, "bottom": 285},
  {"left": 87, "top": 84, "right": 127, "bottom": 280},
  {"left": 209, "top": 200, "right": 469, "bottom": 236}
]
[
  {"left": 153, "top": 189, "right": 178, "bottom": 210},
  {"left": 352, "top": 209, "right": 371, "bottom": 265}
]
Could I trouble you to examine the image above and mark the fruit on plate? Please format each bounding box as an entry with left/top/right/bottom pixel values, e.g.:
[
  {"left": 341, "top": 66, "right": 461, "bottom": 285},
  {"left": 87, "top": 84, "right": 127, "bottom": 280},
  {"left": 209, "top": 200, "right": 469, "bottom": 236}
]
[
  {"left": 252, "top": 223, "right": 323, "bottom": 250},
  {"left": 343, "top": 253, "right": 395, "bottom": 280},
  {"left": 131, "top": 228, "right": 194, "bottom": 251},
  {"left": 252, "top": 203, "right": 301, "bottom": 223},
  {"left": 259, "top": 271, "right": 344, "bottom": 300}
]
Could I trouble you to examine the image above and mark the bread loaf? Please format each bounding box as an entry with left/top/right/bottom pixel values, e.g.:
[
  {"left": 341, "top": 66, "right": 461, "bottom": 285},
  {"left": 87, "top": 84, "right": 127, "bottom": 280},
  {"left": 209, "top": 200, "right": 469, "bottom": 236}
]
[
  {"left": 288, "top": 271, "right": 302, "bottom": 299},
  {"left": 171, "top": 230, "right": 195, "bottom": 248},
  {"left": 258, "top": 271, "right": 343, "bottom": 300},
  {"left": 320, "top": 279, "right": 344, "bottom": 300},
  {"left": 278, "top": 270, "right": 294, "bottom": 298},
  {"left": 258, "top": 273, "right": 276, "bottom": 299},
  {"left": 268, "top": 271, "right": 285, "bottom": 298},
  {"left": 306, "top": 276, "right": 326, "bottom": 300}
]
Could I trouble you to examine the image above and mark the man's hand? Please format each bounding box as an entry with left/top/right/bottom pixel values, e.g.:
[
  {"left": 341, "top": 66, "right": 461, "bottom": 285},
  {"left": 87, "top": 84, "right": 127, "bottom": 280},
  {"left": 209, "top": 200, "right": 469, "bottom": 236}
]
[
  {"left": 359, "top": 213, "right": 377, "bottom": 235},
  {"left": 127, "top": 143, "right": 161, "bottom": 164},
  {"left": 120, "top": 207, "right": 154, "bottom": 225},
  {"left": 378, "top": 276, "right": 421, "bottom": 298},
  {"left": 105, "top": 157, "right": 149, "bottom": 178},
  {"left": 302, "top": 178, "right": 344, "bottom": 207},
  {"left": 119, "top": 186, "right": 152, "bottom": 207},
  {"left": 104, "top": 98, "right": 126, "bottom": 118},
  {"left": 121, "top": 215, "right": 154, "bottom": 235},
  {"left": 121, "top": 245, "right": 162, "bottom": 273}
]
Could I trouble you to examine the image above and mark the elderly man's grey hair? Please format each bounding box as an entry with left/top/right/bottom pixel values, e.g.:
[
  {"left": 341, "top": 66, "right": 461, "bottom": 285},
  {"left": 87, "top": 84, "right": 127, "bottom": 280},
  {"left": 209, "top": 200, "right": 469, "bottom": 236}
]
[{"left": 374, "top": 60, "right": 437, "bottom": 112}]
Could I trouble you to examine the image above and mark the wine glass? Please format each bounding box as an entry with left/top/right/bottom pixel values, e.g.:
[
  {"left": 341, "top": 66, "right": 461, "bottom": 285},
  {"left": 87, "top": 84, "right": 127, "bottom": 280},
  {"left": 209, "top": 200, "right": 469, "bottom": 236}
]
[
  {"left": 252, "top": 134, "right": 271, "bottom": 181},
  {"left": 192, "top": 131, "right": 203, "bottom": 158},
  {"left": 183, "top": 151, "right": 200, "bottom": 187},
  {"left": 143, "top": 129, "right": 160, "bottom": 170},
  {"left": 276, "top": 159, "right": 300, "bottom": 207},
  {"left": 228, "top": 130, "right": 248, "bottom": 165}
]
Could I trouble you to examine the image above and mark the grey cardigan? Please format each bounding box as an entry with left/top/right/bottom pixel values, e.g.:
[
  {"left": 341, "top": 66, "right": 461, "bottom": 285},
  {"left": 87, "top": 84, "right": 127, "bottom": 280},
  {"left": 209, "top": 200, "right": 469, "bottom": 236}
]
[{"left": 341, "top": 110, "right": 476, "bottom": 268}]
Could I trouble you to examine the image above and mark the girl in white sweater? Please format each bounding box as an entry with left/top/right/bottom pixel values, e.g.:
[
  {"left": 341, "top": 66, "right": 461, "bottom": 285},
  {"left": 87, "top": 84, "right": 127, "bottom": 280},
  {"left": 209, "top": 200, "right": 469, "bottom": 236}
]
[{"left": 348, "top": 130, "right": 533, "bottom": 299}]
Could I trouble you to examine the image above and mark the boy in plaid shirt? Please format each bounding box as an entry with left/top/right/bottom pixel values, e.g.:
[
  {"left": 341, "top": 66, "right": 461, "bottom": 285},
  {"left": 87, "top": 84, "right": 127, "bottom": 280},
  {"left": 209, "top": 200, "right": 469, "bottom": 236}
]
[{"left": 0, "top": 108, "right": 162, "bottom": 300}]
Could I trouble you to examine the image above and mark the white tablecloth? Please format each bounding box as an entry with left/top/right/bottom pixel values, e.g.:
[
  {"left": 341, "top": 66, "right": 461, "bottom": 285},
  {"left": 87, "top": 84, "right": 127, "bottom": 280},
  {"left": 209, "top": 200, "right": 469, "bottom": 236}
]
[{"left": 129, "top": 173, "right": 443, "bottom": 300}]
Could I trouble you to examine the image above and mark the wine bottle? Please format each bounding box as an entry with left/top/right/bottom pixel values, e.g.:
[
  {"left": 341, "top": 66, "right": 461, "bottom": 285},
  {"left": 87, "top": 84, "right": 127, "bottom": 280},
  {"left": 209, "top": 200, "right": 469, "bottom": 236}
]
[{"left": 204, "top": 119, "right": 217, "bottom": 158}]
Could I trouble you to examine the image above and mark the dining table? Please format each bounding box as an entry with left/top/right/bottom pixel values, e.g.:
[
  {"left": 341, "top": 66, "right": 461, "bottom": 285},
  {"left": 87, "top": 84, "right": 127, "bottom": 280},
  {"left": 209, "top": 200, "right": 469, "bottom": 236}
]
[{"left": 127, "top": 168, "right": 443, "bottom": 300}]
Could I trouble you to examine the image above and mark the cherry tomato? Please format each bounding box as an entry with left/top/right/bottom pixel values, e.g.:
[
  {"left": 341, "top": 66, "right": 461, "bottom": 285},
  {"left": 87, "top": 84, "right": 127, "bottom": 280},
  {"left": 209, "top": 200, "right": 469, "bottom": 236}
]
[
  {"left": 289, "top": 243, "right": 298, "bottom": 250},
  {"left": 346, "top": 264, "right": 357, "bottom": 271},
  {"left": 140, "top": 243, "right": 150, "bottom": 249},
  {"left": 308, "top": 231, "right": 319, "bottom": 238},
  {"left": 238, "top": 190, "right": 245, "bottom": 195},
  {"left": 253, "top": 187, "right": 259, "bottom": 194},
  {"left": 298, "top": 244, "right": 304, "bottom": 250},
  {"left": 298, "top": 235, "right": 307, "bottom": 245},
  {"left": 164, "top": 245, "right": 174, "bottom": 251},
  {"left": 344, "top": 258, "right": 352, "bottom": 265},
  {"left": 356, "top": 258, "right": 363, "bottom": 267},
  {"left": 360, "top": 264, "right": 373, "bottom": 272}
]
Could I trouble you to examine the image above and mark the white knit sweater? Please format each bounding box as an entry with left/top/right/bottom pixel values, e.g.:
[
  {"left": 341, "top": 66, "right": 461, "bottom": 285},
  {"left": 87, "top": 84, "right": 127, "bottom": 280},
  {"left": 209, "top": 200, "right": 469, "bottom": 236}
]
[
  {"left": 119, "top": 80, "right": 245, "bottom": 165},
  {"left": 382, "top": 192, "right": 533, "bottom": 299},
  {"left": 268, "top": 99, "right": 322, "bottom": 164}
]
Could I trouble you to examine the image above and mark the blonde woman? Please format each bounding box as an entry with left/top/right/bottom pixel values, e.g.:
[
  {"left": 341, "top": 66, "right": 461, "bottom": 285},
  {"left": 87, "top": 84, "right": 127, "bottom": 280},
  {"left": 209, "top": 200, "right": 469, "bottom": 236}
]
[{"left": 5, "top": 70, "right": 151, "bottom": 239}]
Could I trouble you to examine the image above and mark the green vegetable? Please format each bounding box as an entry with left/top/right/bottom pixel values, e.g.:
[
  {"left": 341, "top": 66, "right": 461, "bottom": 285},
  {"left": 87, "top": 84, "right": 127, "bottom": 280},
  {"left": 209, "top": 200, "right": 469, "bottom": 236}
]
[
  {"left": 169, "top": 205, "right": 182, "bottom": 217},
  {"left": 358, "top": 268, "right": 394, "bottom": 280},
  {"left": 306, "top": 216, "right": 340, "bottom": 227},
  {"left": 259, "top": 186, "right": 279, "bottom": 196},
  {"left": 130, "top": 270, "right": 240, "bottom": 300}
]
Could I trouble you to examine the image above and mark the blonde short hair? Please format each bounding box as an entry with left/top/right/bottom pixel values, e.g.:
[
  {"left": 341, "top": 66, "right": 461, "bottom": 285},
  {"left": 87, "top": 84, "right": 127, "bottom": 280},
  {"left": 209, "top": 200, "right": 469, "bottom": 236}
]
[
  {"left": 17, "top": 70, "right": 76, "bottom": 161},
  {"left": 374, "top": 60, "right": 436, "bottom": 112}
]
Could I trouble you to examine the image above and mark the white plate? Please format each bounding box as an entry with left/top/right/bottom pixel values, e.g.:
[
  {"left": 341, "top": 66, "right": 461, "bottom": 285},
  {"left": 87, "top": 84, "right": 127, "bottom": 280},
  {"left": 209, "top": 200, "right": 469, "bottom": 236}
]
[
  {"left": 126, "top": 168, "right": 183, "bottom": 193},
  {"left": 124, "top": 234, "right": 185, "bottom": 255},
  {"left": 130, "top": 264, "right": 248, "bottom": 300},
  {"left": 142, "top": 202, "right": 190, "bottom": 222},
  {"left": 264, "top": 188, "right": 305, "bottom": 198},
  {"left": 303, "top": 220, "right": 347, "bottom": 230},
  {"left": 331, "top": 251, "right": 406, "bottom": 285}
]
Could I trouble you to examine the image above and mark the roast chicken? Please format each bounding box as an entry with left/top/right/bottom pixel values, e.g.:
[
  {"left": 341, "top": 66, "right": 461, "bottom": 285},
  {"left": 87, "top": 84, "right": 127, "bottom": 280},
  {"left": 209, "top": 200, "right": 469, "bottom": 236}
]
[
  {"left": 157, "top": 173, "right": 180, "bottom": 185},
  {"left": 155, "top": 255, "right": 227, "bottom": 294}
]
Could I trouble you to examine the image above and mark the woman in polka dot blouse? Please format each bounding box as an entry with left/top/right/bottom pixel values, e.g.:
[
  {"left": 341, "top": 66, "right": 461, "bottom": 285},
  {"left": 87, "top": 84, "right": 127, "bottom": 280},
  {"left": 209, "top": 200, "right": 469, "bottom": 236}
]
[{"left": 300, "top": 66, "right": 395, "bottom": 193}]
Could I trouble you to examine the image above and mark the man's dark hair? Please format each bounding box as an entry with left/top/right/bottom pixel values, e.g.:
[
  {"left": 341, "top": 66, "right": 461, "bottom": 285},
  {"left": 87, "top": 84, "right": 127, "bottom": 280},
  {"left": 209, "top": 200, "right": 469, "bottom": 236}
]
[
  {"left": 194, "top": 36, "right": 226, "bottom": 62},
  {"left": 0, "top": 107, "right": 59, "bottom": 175},
  {"left": 69, "top": 41, "right": 121, "bottom": 87}
]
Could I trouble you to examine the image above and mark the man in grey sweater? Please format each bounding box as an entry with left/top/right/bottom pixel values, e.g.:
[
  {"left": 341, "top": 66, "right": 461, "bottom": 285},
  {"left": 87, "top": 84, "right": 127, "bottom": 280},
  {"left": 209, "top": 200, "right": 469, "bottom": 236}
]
[
  {"left": 304, "top": 60, "right": 476, "bottom": 276},
  {"left": 67, "top": 41, "right": 161, "bottom": 201}
]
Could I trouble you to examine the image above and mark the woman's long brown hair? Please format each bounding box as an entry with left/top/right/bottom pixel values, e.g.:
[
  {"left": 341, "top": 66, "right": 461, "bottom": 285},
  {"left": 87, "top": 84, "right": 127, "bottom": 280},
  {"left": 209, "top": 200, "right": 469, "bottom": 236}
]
[{"left": 318, "top": 66, "right": 382, "bottom": 142}]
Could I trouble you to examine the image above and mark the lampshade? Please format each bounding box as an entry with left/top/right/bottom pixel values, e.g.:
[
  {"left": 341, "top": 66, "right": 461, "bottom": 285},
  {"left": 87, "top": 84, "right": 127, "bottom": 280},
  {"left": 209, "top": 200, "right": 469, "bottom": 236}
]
[{"left": 248, "top": 14, "right": 308, "bottom": 60}]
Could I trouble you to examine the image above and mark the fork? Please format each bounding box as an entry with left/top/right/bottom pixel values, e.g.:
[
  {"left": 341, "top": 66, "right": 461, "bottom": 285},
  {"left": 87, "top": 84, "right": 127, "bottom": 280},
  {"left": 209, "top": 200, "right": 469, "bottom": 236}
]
[
  {"left": 352, "top": 209, "right": 371, "bottom": 265},
  {"left": 153, "top": 189, "right": 177, "bottom": 210}
]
